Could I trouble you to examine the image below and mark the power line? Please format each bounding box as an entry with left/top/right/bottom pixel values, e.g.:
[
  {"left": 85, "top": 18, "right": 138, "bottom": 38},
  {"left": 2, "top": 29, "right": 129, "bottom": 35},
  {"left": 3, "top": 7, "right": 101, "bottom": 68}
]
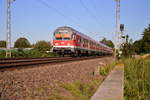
[
  {"left": 35, "top": 0, "right": 93, "bottom": 35},
  {"left": 79, "top": 0, "right": 102, "bottom": 27},
  {"left": 88, "top": 0, "right": 104, "bottom": 22},
  {"left": 46, "top": 0, "right": 82, "bottom": 22}
]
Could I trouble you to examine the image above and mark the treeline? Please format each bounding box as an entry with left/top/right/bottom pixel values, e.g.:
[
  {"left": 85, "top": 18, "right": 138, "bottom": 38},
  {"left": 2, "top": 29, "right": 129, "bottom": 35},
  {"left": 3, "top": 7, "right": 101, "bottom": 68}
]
[
  {"left": 121, "top": 24, "right": 150, "bottom": 57},
  {"left": 0, "top": 38, "right": 57, "bottom": 58},
  {"left": 1, "top": 24, "right": 150, "bottom": 58}
]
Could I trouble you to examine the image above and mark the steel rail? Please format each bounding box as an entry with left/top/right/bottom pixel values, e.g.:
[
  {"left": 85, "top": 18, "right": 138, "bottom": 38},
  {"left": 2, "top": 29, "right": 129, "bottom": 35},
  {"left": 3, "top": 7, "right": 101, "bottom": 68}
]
[{"left": 0, "top": 56, "right": 102, "bottom": 69}]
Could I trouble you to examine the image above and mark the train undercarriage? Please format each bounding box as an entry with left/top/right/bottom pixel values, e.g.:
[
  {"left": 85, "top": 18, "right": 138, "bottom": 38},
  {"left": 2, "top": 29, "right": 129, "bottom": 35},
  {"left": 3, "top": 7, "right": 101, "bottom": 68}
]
[{"left": 53, "top": 47, "right": 112, "bottom": 57}]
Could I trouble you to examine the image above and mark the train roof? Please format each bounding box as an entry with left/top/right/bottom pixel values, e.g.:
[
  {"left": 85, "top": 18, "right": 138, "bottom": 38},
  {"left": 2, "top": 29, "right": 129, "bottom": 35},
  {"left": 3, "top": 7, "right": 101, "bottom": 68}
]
[{"left": 54, "top": 26, "right": 112, "bottom": 49}]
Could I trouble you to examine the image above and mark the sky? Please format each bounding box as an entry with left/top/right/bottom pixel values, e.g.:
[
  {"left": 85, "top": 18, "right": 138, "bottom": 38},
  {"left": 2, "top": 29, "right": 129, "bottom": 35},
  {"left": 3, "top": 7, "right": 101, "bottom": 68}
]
[{"left": 0, "top": 0, "right": 150, "bottom": 46}]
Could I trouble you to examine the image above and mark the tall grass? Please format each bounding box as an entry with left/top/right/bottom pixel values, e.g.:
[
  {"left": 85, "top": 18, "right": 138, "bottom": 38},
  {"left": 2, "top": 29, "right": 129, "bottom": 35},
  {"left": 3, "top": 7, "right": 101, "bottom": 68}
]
[
  {"left": 123, "top": 58, "right": 150, "bottom": 100},
  {"left": 62, "top": 81, "right": 101, "bottom": 100},
  {"left": 47, "top": 62, "right": 116, "bottom": 100},
  {"left": 99, "top": 62, "right": 115, "bottom": 76},
  {"left": 47, "top": 80, "right": 101, "bottom": 100}
]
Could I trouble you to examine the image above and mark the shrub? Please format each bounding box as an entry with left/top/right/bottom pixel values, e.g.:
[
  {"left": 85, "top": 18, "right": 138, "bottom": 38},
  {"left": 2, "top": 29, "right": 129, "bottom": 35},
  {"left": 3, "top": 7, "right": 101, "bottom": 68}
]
[
  {"left": 23, "top": 49, "right": 41, "bottom": 57},
  {"left": 0, "top": 50, "right": 6, "bottom": 58}
]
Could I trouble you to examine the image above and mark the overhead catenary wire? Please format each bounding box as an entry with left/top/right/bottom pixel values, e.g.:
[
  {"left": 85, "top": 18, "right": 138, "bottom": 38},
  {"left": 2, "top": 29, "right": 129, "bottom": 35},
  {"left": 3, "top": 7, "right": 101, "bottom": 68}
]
[
  {"left": 86, "top": 0, "right": 115, "bottom": 43},
  {"left": 45, "top": 0, "right": 82, "bottom": 22},
  {"left": 87, "top": 0, "right": 104, "bottom": 23},
  {"left": 79, "top": 0, "right": 103, "bottom": 27},
  {"left": 35, "top": 0, "right": 94, "bottom": 36},
  {"left": 79, "top": 0, "right": 106, "bottom": 39}
]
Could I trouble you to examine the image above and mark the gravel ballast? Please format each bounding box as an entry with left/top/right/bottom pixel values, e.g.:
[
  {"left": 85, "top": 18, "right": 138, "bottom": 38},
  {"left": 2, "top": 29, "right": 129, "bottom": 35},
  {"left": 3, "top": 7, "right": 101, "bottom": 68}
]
[{"left": 0, "top": 57, "right": 114, "bottom": 100}]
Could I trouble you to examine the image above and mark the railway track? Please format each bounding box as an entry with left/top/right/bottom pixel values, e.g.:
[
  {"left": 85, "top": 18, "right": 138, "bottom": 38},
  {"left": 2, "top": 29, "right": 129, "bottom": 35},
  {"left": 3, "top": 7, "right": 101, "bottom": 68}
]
[{"left": 0, "top": 56, "right": 102, "bottom": 69}]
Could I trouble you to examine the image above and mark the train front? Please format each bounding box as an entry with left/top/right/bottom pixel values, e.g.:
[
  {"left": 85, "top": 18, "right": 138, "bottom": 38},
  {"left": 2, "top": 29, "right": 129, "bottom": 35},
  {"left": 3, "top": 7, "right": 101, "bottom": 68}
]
[{"left": 53, "top": 27, "right": 75, "bottom": 55}]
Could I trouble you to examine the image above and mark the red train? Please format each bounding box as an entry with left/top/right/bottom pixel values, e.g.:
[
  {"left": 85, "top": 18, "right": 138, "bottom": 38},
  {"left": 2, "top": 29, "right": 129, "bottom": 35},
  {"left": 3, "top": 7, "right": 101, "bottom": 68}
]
[{"left": 53, "top": 26, "right": 113, "bottom": 56}]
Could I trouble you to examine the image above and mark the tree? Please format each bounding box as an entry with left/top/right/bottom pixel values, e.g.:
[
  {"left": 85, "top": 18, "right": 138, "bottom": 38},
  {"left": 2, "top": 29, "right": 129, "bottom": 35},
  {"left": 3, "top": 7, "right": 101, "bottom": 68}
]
[
  {"left": 100, "top": 38, "right": 114, "bottom": 48},
  {"left": 133, "top": 39, "right": 143, "bottom": 54},
  {"left": 0, "top": 40, "right": 6, "bottom": 48},
  {"left": 33, "top": 40, "right": 52, "bottom": 52},
  {"left": 14, "top": 37, "right": 31, "bottom": 48},
  {"left": 120, "top": 35, "right": 134, "bottom": 57},
  {"left": 142, "top": 24, "right": 150, "bottom": 53},
  {"left": 120, "top": 24, "right": 150, "bottom": 55}
]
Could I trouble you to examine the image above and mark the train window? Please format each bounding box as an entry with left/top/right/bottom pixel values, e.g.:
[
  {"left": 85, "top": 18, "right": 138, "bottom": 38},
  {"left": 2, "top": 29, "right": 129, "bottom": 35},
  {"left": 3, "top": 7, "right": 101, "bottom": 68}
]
[
  {"left": 77, "top": 36, "right": 81, "bottom": 42},
  {"left": 54, "top": 32, "right": 73, "bottom": 40},
  {"left": 80, "top": 37, "right": 83, "bottom": 42},
  {"left": 78, "top": 38, "right": 80, "bottom": 42},
  {"left": 64, "top": 38, "right": 70, "bottom": 40},
  {"left": 73, "top": 33, "right": 76, "bottom": 40},
  {"left": 79, "top": 38, "right": 81, "bottom": 42},
  {"left": 56, "top": 37, "right": 62, "bottom": 40}
]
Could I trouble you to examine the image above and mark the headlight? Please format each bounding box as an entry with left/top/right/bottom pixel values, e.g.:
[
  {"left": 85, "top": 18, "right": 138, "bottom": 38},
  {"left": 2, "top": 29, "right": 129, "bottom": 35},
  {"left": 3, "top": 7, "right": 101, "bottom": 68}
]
[
  {"left": 55, "top": 43, "right": 58, "bottom": 45},
  {"left": 67, "top": 43, "right": 70, "bottom": 46}
]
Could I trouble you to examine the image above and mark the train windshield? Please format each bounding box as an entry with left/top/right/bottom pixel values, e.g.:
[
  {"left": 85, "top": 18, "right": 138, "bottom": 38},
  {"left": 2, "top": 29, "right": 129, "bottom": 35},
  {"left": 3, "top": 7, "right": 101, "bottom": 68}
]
[{"left": 54, "top": 29, "right": 74, "bottom": 40}]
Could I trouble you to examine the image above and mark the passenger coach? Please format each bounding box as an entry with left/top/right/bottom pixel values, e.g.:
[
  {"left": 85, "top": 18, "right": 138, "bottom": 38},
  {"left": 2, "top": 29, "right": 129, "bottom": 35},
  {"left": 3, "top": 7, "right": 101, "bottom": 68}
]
[{"left": 53, "top": 26, "right": 113, "bottom": 56}]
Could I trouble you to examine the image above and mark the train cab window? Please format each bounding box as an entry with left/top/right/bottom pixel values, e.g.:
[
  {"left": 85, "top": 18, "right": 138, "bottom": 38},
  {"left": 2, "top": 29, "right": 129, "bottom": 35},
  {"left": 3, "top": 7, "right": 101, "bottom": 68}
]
[
  {"left": 63, "top": 38, "right": 70, "bottom": 40},
  {"left": 56, "top": 37, "right": 62, "bottom": 40},
  {"left": 54, "top": 30, "right": 74, "bottom": 40}
]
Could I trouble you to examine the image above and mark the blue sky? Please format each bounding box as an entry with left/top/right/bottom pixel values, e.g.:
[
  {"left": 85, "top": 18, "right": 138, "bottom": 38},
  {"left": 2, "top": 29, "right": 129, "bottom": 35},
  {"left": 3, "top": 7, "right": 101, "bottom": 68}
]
[{"left": 0, "top": 0, "right": 150, "bottom": 45}]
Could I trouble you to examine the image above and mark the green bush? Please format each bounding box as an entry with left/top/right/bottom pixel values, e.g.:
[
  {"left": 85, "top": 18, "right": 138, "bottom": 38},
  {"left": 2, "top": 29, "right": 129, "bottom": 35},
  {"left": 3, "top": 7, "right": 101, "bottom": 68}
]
[
  {"left": 0, "top": 49, "right": 58, "bottom": 58},
  {"left": 11, "top": 49, "right": 30, "bottom": 58},
  {"left": 0, "top": 50, "right": 6, "bottom": 58},
  {"left": 23, "top": 49, "right": 41, "bottom": 57},
  {"left": 11, "top": 50, "right": 19, "bottom": 57}
]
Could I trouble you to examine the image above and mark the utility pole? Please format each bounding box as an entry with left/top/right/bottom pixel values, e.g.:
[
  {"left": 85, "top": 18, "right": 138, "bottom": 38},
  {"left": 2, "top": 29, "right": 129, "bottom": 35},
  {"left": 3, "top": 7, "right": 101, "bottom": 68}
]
[
  {"left": 114, "top": 0, "right": 121, "bottom": 59},
  {"left": 6, "top": 0, "right": 15, "bottom": 58}
]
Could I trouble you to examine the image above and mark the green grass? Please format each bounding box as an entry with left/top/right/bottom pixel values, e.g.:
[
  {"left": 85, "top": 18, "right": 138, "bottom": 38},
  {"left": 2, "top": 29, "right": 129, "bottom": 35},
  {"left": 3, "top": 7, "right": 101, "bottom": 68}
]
[
  {"left": 99, "top": 62, "right": 116, "bottom": 76},
  {"left": 48, "top": 62, "right": 116, "bottom": 100},
  {"left": 62, "top": 81, "right": 96, "bottom": 100},
  {"left": 48, "top": 80, "right": 101, "bottom": 100},
  {"left": 47, "top": 62, "right": 116, "bottom": 100},
  {"left": 123, "top": 58, "right": 150, "bottom": 100},
  {"left": 47, "top": 94, "right": 69, "bottom": 100}
]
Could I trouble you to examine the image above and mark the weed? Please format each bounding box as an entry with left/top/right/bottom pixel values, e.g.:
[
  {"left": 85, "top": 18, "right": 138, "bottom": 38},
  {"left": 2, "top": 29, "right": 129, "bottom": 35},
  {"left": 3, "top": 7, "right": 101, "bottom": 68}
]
[
  {"left": 47, "top": 94, "right": 69, "bottom": 100},
  {"left": 99, "top": 62, "right": 115, "bottom": 76},
  {"left": 61, "top": 81, "right": 100, "bottom": 100},
  {"left": 123, "top": 58, "right": 150, "bottom": 100}
]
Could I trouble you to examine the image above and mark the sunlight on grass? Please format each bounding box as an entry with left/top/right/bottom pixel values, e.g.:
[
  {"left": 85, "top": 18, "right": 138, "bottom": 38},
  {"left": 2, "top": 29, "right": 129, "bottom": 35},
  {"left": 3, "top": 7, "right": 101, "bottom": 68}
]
[
  {"left": 123, "top": 58, "right": 150, "bottom": 100},
  {"left": 99, "top": 62, "right": 116, "bottom": 76},
  {"left": 47, "top": 61, "right": 116, "bottom": 100},
  {"left": 62, "top": 81, "right": 101, "bottom": 100}
]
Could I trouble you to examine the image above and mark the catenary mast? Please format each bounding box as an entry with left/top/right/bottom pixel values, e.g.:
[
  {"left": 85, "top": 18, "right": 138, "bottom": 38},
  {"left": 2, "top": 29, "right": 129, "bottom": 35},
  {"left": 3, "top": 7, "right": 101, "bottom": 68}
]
[
  {"left": 114, "top": 0, "right": 121, "bottom": 58},
  {"left": 6, "top": 0, "right": 15, "bottom": 57}
]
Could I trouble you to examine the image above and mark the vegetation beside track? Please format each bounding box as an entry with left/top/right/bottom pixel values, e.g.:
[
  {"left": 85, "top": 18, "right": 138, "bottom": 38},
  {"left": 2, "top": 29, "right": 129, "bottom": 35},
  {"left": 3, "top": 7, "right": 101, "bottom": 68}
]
[
  {"left": 0, "top": 49, "right": 58, "bottom": 58},
  {"left": 47, "top": 61, "right": 116, "bottom": 100},
  {"left": 47, "top": 80, "right": 101, "bottom": 100},
  {"left": 99, "top": 62, "right": 116, "bottom": 76},
  {"left": 120, "top": 24, "right": 150, "bottom": 58},
  {"left": 123, "top": 58, "right": 150, "bottom": 100}
]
